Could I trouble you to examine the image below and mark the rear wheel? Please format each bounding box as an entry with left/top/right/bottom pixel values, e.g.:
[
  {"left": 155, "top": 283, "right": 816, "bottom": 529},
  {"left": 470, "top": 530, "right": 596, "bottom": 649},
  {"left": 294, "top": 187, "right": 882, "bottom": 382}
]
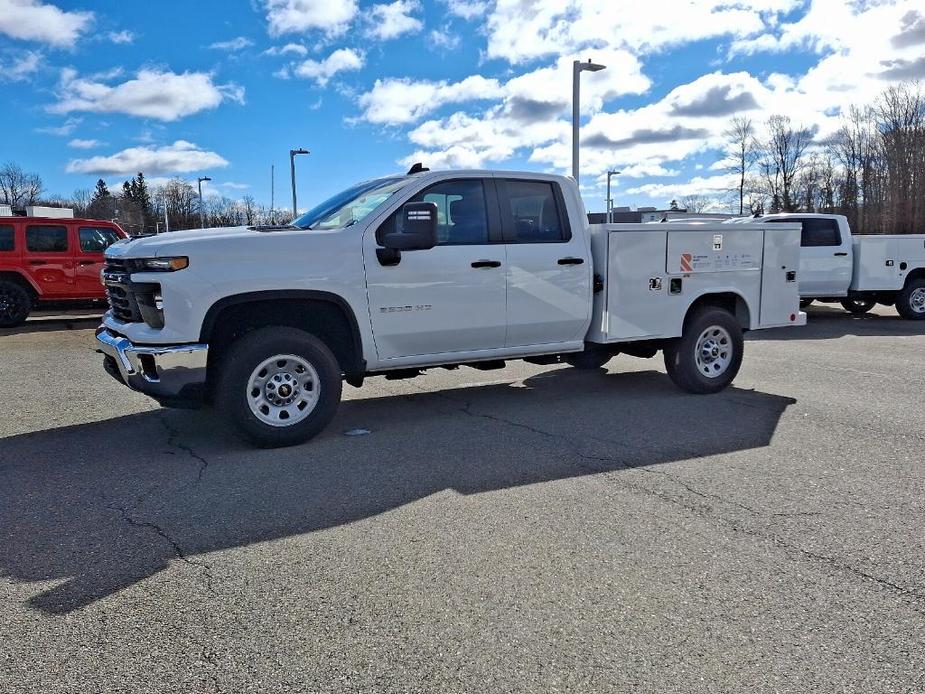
[
  {"left": 840, "top": 297, "right": 875, "bottom": 315},
  {"left": 896, "top": 278, "right": 925, "bottom": 320},
  {"left": 216, "top": 327, "right": 343, "bottom": 447},
  {"left": 0, "top": 281, "right": 32, "bottom": 328},
  {"left": 663, "top": 308, "right": 743, "bottom": 394}
]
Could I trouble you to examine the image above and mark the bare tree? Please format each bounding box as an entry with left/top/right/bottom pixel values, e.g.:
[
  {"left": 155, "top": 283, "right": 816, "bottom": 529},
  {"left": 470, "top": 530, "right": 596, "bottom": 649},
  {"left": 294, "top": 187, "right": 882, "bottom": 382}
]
[
  {"left": 681, "top": 194, "right": 711, "bottom": 213},
  {"left": 0, "top": 162, "right": 43, "bottom": 207},
  {"left": 723, "top": 116, "right": 759, "bottom": 215},
  {"left": 759, "top": 115, "right": 813, "bottom": 212}
]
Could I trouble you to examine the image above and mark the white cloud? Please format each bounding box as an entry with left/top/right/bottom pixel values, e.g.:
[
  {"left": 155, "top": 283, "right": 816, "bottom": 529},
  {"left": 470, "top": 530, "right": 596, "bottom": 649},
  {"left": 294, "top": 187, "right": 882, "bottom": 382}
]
[
  {"left": 264, "top": 42, "right": 309, "bottom": 56},
  {"left": 0, "top": 50, "right": 41, "bottom": 82},
  {"left": 49, "top": 68, "right": 245, "bottom": 121},
  {"left": 209, "top": 36, "right": 253, "bottom": 51},
  {"left": 67, "top": 138, "right": 101, "bottom": 149},
  {"left": 262, "top": 0, "right": 357, "bottom": 38},
  {"left": 218, "top": 181, "right": 250, "bottom": 190},
  {"left": 292, "top": 48, "right": 364, "bottom": 86},
  {"left": 428, "top": 28, "right": 460, "bottom": 51},
  {"left": 359, "top": 74, "right": 505, "bottom": 124},
  {"left": 365, "top": 0, "right": 422, "bottom": 41},
  {"left": 36, "top": 116, "right": 81, "bottom": 135},
  {"left": 66, "top": 140, "right": 229, "bottom": 176},
  {"left": 441, "top": 0, "right": 487, "bottom": 21},
  {"left": 624, "top": 174, "right": 737, "bottom": 200},
  {"left": 107, "top": 29, "right": 134, "bottom": 44},
  {"left": 0, "top": 0, "right": 93, "bottom": 48}
]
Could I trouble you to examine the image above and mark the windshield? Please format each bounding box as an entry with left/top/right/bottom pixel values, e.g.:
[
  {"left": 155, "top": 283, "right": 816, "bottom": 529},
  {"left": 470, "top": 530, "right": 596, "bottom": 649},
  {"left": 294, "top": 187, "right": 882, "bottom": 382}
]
[{"left": 292, "top": 176, "right": 411, "bottom": 230}]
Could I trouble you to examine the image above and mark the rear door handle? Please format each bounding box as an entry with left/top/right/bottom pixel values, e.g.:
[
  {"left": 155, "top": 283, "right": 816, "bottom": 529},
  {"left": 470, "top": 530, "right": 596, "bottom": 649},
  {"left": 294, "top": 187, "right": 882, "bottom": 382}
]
[
  {"left": 834, "top": 252, "right": 848, "bottom": 256},
  {"left": 558, "top": 257, "right": 585, "bottom": 265},
  {"left": 471, "top": 260, "right": 501, "bottom": 268},
  {"left": 78, "top": 260, "right": 96, "bottom": 266}
]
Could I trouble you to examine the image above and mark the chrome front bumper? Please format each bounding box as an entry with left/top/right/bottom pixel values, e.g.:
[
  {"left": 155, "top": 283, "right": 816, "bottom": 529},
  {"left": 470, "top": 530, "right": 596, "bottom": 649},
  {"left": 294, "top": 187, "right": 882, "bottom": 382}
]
[{"left": 95, "top": 327, "right": 209, "bottom": 402}]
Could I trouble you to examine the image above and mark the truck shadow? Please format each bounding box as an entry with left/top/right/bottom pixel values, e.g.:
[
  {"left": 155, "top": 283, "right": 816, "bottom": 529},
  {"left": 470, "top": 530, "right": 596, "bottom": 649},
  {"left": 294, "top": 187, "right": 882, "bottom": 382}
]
[
  {"left": 749, "top": 305, "right": 925, "bottom": 341},
  {"left": 0, "top": 368, "right": 794, "bottom": 614}
]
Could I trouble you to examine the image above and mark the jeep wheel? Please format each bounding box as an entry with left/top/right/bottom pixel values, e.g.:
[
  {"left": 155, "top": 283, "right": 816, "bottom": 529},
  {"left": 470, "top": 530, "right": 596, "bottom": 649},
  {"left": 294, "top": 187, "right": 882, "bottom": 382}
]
[
  {"left": 0, "top": 281, "right": 32, "bottom": 328},
  {"left": 217, "top": 327, "right": 343, "bottom": 447},
  {"left": 663, "top": 308, "right": 743, "bottom": 394}
]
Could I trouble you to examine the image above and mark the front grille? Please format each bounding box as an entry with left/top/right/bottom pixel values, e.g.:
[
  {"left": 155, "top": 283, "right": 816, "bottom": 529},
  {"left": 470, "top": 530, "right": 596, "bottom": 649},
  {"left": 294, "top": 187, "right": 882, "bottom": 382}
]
[{"left": 103, "top": 258, "right": 143, "bottom": 323}]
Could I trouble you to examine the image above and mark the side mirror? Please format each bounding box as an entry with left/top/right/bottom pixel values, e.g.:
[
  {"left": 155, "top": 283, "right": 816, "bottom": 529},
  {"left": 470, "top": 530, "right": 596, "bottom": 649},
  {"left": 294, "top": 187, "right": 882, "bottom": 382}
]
[{"left": 383, "top": 201, "right": 438, "bottom": 251}]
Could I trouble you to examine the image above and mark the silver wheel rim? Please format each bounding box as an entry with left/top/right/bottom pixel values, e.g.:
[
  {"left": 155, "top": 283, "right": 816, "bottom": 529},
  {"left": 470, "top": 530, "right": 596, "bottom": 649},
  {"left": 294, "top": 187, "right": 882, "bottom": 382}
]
[
  {"left": 247, "top": 354, "right": 320, "bottom": 427},
  {"left": 910, "top": 287, "right": 925, "bottom": 314},
  {"left": 695, "top": 325, "right": 733, "bottom": 379}
]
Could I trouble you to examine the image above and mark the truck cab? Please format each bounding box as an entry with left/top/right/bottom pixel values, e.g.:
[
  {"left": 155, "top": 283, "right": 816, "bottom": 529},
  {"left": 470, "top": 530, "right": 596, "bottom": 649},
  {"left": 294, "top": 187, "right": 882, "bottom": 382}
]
[{"left": 762, "top": 213, "right": 853, "bottom": 298}]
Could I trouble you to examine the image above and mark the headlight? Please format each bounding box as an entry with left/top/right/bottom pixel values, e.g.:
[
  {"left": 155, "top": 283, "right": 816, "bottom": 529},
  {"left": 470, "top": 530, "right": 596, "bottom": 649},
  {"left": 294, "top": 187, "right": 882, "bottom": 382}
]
[{"left": 138, "top": 257, "right": 189, "bottom": 272}]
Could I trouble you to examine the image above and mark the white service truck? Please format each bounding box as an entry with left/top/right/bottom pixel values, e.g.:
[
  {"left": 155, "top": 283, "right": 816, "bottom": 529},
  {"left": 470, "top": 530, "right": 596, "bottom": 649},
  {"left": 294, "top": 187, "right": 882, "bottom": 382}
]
[
  {"left": 96, "top": 169, "right": 805, "bottom": 447},
  {"left": 728, "top": 213, "right": 925, "bottom": 319}
]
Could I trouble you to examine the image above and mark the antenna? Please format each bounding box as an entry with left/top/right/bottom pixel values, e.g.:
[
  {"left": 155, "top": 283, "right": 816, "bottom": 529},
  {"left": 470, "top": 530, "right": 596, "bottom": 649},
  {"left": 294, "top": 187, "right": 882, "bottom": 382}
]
[{"left": 407, "top": 162, "right": 429, "bottom": 175}]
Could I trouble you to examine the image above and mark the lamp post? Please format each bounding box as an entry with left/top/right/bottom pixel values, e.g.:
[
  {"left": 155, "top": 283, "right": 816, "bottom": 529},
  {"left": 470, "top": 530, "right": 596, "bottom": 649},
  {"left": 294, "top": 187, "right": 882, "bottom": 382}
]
[
  {"left": 197, "top": 176, "right": 211, "bottom": 229},
  {"left": 572, "top": 59, "right": 606, "bottom": 185},
  {"left": 290, "top": 148, "right": 309, "bottom": 219},
  {"left": 606, "top": 169, "right": 620, "bottom": 223}
]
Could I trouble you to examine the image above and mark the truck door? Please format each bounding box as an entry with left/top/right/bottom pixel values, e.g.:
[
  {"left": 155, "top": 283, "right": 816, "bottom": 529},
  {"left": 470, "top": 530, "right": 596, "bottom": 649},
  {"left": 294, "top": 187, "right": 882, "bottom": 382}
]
[
  {"left": 364, "top": 177, "right": 507, "bottom": 360},
  {"left": 75, "top": 225, "right": 123, "bottom": 296},
  {"left": 23, "top": 223, "right": 75, "bottom": 297},
  {"left": 496, "top": 178, "right": 592, "bottom": 347},
  {"left": 772, "top": 217, "right": 851, "bottom": 297}
]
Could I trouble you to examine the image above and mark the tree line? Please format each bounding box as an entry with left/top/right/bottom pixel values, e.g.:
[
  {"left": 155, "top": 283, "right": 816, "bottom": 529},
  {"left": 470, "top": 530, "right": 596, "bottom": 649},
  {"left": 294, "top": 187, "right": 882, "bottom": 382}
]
[
  {"left": 1, "top": 165, "right": 282, "bottom": 234},
  {"left": 722, "top": 81, "right": 924, "bottom": 234}
]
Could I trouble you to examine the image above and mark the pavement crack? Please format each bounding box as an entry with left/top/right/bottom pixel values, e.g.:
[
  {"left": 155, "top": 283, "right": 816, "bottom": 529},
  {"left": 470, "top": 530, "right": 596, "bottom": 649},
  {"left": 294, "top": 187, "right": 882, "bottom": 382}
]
[{"left": 159, "top": 413, "right": 210, "bottom": 485}]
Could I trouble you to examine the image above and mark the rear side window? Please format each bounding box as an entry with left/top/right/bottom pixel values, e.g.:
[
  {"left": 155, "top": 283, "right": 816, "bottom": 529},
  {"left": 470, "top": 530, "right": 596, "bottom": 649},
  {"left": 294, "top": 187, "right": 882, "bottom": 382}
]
[
  {"left": 79, "top": 226, "right": 121, "bottom": 252},
  {"left": 26, "top": 225, "right": 69, "bottom": 252},
  {"left": 500, "top": 180, "right": 569, "bottom": 243},
  {"left": 768, "top": 218, "right": 841, "bottom": 247},
  {"left": 0, "top": 225, "right": 13, "bottom": 252}
]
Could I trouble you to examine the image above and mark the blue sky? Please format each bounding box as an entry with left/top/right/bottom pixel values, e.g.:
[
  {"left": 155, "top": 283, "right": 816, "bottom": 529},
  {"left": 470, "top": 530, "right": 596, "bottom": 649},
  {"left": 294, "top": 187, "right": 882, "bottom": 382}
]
[{"left": 2, "top": 0, "right": 924, "bottom": 214}]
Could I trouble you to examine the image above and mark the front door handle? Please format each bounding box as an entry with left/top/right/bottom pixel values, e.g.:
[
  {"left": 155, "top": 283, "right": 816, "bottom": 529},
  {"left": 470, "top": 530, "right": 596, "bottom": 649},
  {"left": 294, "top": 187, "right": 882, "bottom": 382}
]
[
  {"left": 471, "top": 260, "right": 501, "bottom": 268},
  {"left": 558, "top": 257, "right": 585, "bottom": 265},
  {"left": 834, "top": 252, "right": 848, "bottom": 256},
  {"left": 77, "top": 260, "right": 96, "bottom": 266}
]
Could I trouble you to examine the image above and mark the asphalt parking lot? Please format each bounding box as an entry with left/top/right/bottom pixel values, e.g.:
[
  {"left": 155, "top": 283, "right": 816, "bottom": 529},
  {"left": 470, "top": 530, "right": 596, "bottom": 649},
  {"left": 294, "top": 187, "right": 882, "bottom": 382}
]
[{"left": 1, "top": 306, "right": 924, "bottom": 693}]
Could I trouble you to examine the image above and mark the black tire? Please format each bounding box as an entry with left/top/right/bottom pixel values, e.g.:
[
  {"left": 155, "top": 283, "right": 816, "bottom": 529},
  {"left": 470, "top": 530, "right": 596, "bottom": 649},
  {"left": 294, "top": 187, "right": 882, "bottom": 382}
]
[
  {"left": 663, "top": 308, "right": 744, "bottom": 394},
  {"left": 799, "top": 298, "right": 814, "bottom": 309},
  {"left": 840, "top": 297, "right": 876, "bottom": 315},
  {"left": 896, "top": 278, "right": 925, "bottom": 320},
  {"left": 0, "top": 281, "right": 32, "bottom": 328},
  {"left": 216, "top": 327, "right": 343, "bottom": 448},
  {"left": 564, "top": 349, "right": 613, "bottom": 370}
]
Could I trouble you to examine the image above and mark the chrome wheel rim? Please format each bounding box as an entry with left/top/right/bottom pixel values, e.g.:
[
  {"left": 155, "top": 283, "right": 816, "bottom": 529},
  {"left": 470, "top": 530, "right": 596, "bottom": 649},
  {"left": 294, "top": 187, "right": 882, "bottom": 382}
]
[
  {"left": 910, "top": 287, "right": 925, "bottom": 314},
  {"left": 695, "top": 326, "right": 733, "bottom": 378},
  {"left": 247, "top": 354, "right": 320, "bottom": 427}
]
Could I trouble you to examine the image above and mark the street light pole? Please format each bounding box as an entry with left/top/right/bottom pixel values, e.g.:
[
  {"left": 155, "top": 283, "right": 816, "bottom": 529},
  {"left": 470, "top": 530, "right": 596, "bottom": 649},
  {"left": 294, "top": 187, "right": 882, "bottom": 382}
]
[
  {"left": 572, "top": 59, "right": 606, "bottom": 185},
  {"left": 197, "top": 176, "right": 211, "bottom": 229},
  {"left": 290, "top": 148, "right": 309, "bottom": 219},
  {"left": 606, "top": 169, "right": 620, "bottom": 223}
]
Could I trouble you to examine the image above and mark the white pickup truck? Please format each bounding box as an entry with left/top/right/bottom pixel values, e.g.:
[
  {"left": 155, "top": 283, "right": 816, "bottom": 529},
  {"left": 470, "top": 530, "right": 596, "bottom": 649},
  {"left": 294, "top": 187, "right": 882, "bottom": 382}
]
[
  {"left": 97, "top": 168, "right": 804, "bottom": 447},
  {"left": 727, "top": 213, "right": 925, "bottom": 319}
]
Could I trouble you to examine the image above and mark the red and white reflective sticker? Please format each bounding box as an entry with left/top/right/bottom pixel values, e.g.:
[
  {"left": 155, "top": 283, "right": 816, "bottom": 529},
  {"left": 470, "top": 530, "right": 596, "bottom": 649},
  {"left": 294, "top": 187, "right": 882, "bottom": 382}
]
[{"left": 680, "top": 252, "right": 693, "bottom": 273}]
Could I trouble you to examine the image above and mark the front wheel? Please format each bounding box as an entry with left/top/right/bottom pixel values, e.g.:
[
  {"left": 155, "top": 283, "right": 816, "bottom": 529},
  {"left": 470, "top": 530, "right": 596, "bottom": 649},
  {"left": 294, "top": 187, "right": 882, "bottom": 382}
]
[
  {"left": 896, "top": 279, "right": 925, "bottom": 320},
  {"left": 216, "top": 327, "right": 343, "bottom": 447},
  {"left": 0, "top": 281, "right": 32, "bottom": 328},
  {"left": 840, "top": 297, "right": 876, "bottom": 315},
  {"left": 663, "top": 308, "right": 744, "bottom": 394}
]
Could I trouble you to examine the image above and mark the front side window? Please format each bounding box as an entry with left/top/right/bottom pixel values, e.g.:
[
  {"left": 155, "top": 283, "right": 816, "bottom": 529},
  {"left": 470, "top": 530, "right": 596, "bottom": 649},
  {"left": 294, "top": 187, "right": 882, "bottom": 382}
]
[
  {"left": 79, "top": 227, "right": 122, "bottom": 253},
  {"left": 380, "top": 179, "right": 490, "bottom": 245},
  {"left": 501, "top": 180, "right": 567, "bottom": 242},
  {"left": 26, "top": 225, "right": 68, "bottom": 252},
  {"left": 0, "top": 225, "right": 13, "bottom": 252}
]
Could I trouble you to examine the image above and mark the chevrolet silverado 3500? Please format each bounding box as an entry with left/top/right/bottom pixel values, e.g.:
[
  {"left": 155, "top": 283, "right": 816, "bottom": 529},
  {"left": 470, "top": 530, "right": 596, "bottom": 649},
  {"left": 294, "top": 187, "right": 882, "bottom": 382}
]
[
  {"left": 728, "top": 213, "right": 925, "bottom": 319},
  {"left": 97, "top": 169, "right": 805, "bottom": 447}
]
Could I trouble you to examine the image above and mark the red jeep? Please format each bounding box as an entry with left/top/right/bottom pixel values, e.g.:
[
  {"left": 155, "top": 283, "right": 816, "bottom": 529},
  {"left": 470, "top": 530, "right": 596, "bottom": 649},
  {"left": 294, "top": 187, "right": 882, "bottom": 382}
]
[{"left": 0, "top": 217, "right": 128, "bottom": 327}]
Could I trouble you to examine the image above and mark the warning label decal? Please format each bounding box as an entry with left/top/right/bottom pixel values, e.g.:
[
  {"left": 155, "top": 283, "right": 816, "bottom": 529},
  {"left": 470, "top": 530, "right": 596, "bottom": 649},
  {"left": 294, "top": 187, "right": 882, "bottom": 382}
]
[{"left": 680, "top": 253, "right": 693, "bottom": 272}]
